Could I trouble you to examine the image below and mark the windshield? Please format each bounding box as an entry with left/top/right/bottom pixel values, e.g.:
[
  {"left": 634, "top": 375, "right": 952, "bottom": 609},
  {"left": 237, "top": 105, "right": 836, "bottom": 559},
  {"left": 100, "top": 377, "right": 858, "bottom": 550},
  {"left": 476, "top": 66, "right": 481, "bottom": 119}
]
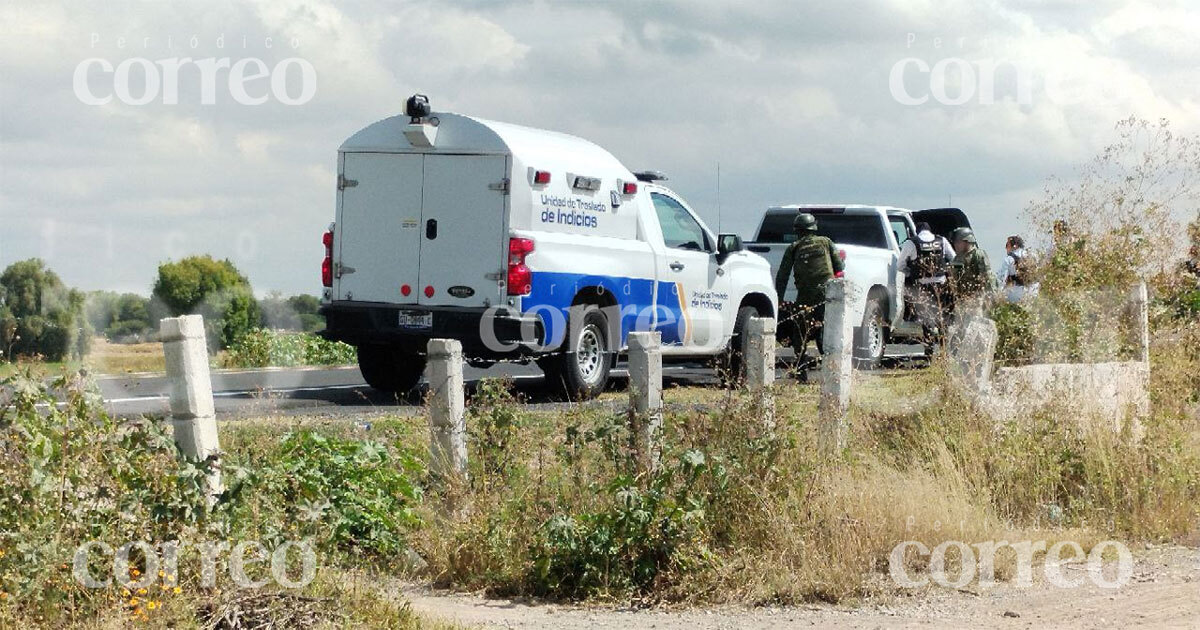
[{"left": 757, "top": 211, "right": 890, "bottom": 249}]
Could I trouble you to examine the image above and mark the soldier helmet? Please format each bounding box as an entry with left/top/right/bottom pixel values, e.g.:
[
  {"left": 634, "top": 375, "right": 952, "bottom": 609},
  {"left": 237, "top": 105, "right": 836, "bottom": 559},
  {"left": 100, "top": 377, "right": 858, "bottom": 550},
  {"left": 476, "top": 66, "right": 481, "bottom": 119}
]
[
  {"left": 950, "top": 227, "right": 977, "bottom": 244},
  {"left": 793, "top": 213, "right": 818, "bottom": 233}
]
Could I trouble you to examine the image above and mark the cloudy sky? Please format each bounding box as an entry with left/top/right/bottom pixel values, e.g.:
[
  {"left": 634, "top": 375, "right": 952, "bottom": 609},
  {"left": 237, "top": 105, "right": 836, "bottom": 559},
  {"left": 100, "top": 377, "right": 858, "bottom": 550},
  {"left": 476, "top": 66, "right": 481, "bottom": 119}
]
[{"left": 2, "top": 0, "right": 1199, "bottom": 296}]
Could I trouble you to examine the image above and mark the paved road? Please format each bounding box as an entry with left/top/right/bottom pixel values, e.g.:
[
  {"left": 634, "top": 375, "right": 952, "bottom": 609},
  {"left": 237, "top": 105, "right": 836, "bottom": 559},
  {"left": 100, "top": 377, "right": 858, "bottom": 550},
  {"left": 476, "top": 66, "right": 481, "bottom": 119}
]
[{"left": 95, "top": 344, "right": 927, "bottom": 419}]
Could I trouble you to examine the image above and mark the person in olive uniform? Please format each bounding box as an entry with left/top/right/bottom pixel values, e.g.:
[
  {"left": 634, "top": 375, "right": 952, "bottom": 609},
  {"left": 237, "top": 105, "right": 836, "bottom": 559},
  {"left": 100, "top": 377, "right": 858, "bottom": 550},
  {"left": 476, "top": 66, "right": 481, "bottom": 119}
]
[
  {"left": 775, "top": 213, "right": 845, "bottom": 361},
  {"left": 948, "top": 226, "right": 994, "bottom": 312}
]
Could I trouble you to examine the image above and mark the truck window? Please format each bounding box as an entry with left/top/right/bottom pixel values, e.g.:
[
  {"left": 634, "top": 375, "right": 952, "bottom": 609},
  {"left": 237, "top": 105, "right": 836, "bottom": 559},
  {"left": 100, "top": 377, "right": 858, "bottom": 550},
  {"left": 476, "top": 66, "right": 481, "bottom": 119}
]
[
  {"left": 652, "top": 193, "right": 711, "bottom": 252},
  {"left": 758, "top": 212, "right": 890, "bottom": 249},
  {"left": 889, "top": 217, "right": 912, "bottom": 246}
]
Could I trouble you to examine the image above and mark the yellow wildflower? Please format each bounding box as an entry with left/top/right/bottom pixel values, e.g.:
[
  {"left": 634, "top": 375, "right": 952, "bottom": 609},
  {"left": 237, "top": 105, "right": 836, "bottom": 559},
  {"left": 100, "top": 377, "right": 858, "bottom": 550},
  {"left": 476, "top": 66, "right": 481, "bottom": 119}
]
[{"left": 172, "top": 586, "right": 182, "bottom": 595}]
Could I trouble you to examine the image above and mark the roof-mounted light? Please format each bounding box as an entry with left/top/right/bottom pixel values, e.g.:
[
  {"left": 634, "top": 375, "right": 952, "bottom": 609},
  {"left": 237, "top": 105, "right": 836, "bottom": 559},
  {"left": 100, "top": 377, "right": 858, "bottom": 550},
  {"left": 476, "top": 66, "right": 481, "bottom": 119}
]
[
  {"left": 405, "top": 94, "right": 431, "bottom": 123},
  {"left": 633, "top": 170, "right": 668, "bottom": 183}
]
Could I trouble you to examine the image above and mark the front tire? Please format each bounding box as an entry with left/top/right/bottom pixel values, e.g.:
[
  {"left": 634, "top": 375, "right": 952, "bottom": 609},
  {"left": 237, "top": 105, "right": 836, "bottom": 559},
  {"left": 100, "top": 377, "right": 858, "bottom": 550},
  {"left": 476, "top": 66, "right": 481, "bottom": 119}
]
[
  {"left": 357, "top": 345, "right": 426, "bottom": 394},
  {"left": 854, "top": 298, "right": 887, "bottom": 369},
  {"left": 540, "top": 305, "right": 612, "bottom": 400}
]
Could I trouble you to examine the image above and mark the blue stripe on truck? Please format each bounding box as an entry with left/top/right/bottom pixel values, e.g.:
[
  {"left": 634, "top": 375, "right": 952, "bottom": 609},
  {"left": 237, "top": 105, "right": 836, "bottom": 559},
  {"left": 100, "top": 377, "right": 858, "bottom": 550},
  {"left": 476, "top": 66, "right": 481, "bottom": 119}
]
[{"left": 525, "top": 271, "right": 685, "bottom": 349}]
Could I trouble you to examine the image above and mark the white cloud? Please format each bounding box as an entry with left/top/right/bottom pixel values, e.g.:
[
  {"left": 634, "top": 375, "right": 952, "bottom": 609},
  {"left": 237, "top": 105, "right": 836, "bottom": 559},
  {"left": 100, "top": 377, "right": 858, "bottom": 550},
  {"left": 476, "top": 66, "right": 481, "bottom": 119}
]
[{"left": 2, "top": 0, "right": 1199, "bottom": 294}]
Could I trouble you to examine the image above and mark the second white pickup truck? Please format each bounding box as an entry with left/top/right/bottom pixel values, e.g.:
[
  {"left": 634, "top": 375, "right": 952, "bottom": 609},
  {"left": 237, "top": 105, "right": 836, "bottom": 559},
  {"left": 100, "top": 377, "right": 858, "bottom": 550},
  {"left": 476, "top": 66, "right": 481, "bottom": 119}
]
[{"left": 746, "top": 205, "right": 970, "bottom": 366}]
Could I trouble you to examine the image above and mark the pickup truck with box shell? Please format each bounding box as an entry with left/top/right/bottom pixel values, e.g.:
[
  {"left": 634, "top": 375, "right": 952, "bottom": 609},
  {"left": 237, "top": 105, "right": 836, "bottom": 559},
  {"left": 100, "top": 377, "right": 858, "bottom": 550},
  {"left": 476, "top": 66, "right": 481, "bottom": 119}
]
[
  {"left": 746, "top": 205, "right": 970, "bottom": 367},
  {"left": 319, "top": 96, "right": 777, "bottom": 398}
]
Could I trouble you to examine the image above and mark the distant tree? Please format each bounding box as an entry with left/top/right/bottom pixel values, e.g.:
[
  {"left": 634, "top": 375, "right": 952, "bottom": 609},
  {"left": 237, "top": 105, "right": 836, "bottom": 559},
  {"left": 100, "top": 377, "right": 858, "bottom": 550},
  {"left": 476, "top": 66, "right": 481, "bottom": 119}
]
[
  {"left": 287, "top": 294, "right": 324, "bottom": 332},
  {"left": 153, "top": 256, "right": 260, "bottom": 349},
  {"left": 260, "top": 292, "right": 324, "bottom": 332},
  {"left": 0, "top": 259, "right": 90, "bottom": 361},
  {"left": 153, "top": 256, "right": 250, "bottom": 315},
  {"left": 87, "top": 291, "right": 154, "bottom": 341},
  {"left": 260, "top": 291, "right": 301, "bottom": 330}
]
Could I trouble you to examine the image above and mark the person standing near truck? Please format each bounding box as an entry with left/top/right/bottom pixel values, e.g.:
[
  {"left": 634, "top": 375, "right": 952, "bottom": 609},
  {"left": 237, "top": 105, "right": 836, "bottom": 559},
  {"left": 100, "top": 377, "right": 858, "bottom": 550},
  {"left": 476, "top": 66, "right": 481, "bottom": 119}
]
[
  {"left": 949, "top": 227, "right": 994, "bottom": 314},
  {"left": 775, "top": 213, "right": 844, "bottom": 363},
  {"left": 996, "top": 234, "right": 1038, "bottom": 303},
  {"left": 900, "top": 222, "right": 954, "bottom": 350}
]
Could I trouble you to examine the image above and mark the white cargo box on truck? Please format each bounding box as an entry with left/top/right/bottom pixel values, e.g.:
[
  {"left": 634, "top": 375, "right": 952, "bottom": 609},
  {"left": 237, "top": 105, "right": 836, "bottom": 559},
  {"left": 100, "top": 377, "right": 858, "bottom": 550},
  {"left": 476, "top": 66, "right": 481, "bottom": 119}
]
[{"left": 320, "top": 97, "right": 777, "bottom": 398}]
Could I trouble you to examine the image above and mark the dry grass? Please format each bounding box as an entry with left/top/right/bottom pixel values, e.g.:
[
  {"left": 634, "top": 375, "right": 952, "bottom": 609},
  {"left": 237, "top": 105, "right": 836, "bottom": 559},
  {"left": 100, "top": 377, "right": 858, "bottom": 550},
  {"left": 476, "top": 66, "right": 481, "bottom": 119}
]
[{"left": 84, "top": 339, "right": 165, "bottom": 374}]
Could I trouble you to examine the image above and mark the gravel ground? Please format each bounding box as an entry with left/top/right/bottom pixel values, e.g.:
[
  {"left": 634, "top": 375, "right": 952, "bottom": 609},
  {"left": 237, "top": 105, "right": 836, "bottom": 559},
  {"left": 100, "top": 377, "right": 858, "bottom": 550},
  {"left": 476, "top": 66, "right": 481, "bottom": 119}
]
[{"left": 402, "top": 546, "right": 1199, "bottom": 629}]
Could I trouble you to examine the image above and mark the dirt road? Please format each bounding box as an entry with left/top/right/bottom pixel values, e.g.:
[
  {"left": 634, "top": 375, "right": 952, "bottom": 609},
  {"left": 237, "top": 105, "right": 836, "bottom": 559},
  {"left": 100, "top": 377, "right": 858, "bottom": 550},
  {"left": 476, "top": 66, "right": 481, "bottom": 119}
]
[{"left": 404, "top": 546, "right": 1199, "bottom": 629}]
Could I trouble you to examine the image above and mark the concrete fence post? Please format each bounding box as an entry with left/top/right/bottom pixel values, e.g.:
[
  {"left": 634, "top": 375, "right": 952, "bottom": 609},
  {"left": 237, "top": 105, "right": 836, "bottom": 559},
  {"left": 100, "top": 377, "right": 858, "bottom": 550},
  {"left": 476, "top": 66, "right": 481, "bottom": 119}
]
[
  {"left": 745, "top": 316, "right": 777, "bottom": 433},
  {"left": 426, "top": 338, "right": 468, "bottom": 481},
  {"left": 1130, "top": 281, "right": 1150, "bottom": 364},
  {"left": 159, "top": 314, "right": 222, "bottom": 505},
  {"left": 627, "top": 331, "right": 663, "bottom": 473},
  {"left": 818, "top": 279, "right": 853, "bottom": 456},
  {"left": 949, "top": 314, "right": 998, "bottom": 397}
]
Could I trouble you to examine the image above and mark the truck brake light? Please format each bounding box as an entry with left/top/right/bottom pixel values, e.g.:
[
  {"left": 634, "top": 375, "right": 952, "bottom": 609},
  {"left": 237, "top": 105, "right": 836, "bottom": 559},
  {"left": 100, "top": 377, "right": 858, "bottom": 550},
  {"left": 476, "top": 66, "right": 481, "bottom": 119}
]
[
  {"left": 507, "top": 237, "right": 535, "bottom": 296},
  {"left": 622, "top": 181, "right": 638, "bottom": 194},
  {"left": 533, "top": 170, "right": 551, "bottom": 185},
  {"left": 321, "top": 228, "right": 334, "bottom": 287},
  {"left": 837, "top": 249, "right": 846, "bottom": 260}
]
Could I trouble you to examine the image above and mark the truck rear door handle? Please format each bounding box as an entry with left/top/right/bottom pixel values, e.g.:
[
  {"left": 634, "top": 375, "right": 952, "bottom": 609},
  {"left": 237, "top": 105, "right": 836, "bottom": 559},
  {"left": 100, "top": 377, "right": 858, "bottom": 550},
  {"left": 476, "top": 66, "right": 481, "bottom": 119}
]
[
  {"left": 425, "top": 219, "right": 437, "bottom": 239},
  {"left": 669, "top": 261, "right": 685, "bottom": 272}
]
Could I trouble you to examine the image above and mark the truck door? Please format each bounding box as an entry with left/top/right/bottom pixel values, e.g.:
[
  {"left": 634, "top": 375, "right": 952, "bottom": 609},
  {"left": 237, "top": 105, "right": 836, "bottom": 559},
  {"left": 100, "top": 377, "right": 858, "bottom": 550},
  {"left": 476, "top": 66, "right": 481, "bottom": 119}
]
[
  {"left": 911, "top": 207, "right": 971, "bottom": 242},
  {"left": 649, "top": 192, "right": 728, "bottom": 354},
  {"left": 336, "top": 152, "right": 424, "bottom": 304},
  {"left": 417, "top": 154, "right": 509, "bottom": 307}
]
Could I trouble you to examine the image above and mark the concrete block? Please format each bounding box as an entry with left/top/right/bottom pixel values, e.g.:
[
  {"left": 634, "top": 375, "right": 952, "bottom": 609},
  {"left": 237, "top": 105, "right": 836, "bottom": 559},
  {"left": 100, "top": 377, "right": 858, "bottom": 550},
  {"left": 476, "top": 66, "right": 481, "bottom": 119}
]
[
  {"left": 159, "top": 314, "right": 222, "bottom": 503},
  {"left": 745, "top": 317, "right": 776, "bottom": 432},
  {"left": 950, "top": 314, "right": 998, "bottom": 396},
  {"left": 819, "top": 279, "right": 853, "bottom": 455},
  {"left": 627, "top": 331, "right": 663, "bottom": 472},
  {"left": 427, "top": 338, "right": 468, "bottom": 480},
  {"left": 745, "top": 317, "right": 776, "bottom": 389},
  {"left": 1130, "top": 282, "right": 1150, "bottom": 364},
  {"left": 990, "top": 361, "right": 1148, "bottom": 439}
]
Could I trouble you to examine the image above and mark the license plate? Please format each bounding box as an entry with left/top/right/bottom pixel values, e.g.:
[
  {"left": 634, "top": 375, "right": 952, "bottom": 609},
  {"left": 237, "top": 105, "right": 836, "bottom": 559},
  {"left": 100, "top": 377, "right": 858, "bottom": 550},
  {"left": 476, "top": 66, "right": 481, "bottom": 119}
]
[{"left": 398, "top": 311, "right": 433, "bottom": 329}]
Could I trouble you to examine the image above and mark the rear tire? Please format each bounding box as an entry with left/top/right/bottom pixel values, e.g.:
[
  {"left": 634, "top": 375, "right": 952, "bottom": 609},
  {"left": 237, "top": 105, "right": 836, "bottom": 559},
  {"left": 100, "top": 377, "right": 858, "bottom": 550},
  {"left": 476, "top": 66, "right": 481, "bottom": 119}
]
[
  {"left": 541, "top": 305, "right": 612, "bottom": 400},
  {"left": 854, "top": 298, "right": 887, "bottom": 369},
  {"left": 357, "top": 345, "right": 426, "bottom": 394}
]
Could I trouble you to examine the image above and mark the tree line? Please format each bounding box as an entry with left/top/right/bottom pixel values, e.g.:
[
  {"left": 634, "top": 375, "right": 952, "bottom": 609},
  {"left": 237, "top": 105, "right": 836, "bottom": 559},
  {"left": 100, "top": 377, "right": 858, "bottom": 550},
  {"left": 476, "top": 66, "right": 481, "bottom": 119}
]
[{"left": 0, "top": 255, "right": 323, "bottom": 362}]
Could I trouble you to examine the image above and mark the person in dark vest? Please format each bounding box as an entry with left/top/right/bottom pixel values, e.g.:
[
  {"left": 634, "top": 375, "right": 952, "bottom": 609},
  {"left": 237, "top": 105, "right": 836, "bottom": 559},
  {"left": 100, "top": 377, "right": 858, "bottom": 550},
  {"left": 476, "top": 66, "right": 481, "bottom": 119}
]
[
  {"left": 900, "top": 222, "right": 954, "bottom": 351},
  {"left": 775, "top": 213, "right": 844, "bottom": 364}
]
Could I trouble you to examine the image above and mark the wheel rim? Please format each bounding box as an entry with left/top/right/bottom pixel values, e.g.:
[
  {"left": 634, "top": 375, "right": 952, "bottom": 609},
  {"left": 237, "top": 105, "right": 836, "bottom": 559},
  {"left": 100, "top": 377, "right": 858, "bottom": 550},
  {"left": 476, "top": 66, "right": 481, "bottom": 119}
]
[
  {"left": 576, "top": 324, "right": 604, "bottom": 385},
  {"left": 867, "top": 316, "right": 884, "bottom": 358}
]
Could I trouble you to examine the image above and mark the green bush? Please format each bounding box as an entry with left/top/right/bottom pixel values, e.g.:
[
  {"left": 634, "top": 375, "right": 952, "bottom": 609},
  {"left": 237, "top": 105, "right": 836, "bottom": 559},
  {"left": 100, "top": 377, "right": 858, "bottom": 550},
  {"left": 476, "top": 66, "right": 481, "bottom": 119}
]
[
  {"left": 225, "top": 430, "right": 423, "bottom": 560},
  {"left": 0, "top": 259, "right": 89, "bottom": 362},
  {"left": 0, "top": 372, "right": 427, "bottom": 623},
  {"left": 0, "top": 371, "right": 213, "bottom": 618},
  {"left": 153, "top": 256, "right": 260, "bottom": 350},
  {"left": 224, "top": 328, "right": 355, "bottom": 368}
]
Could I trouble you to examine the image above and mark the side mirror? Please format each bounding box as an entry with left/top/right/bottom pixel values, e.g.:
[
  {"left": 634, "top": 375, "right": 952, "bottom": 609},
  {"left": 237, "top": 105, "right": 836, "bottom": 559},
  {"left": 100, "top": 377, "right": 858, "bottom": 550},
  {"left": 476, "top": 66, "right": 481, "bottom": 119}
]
[{"left": 716, "top": 233, "right": 743, "bottom": 263}]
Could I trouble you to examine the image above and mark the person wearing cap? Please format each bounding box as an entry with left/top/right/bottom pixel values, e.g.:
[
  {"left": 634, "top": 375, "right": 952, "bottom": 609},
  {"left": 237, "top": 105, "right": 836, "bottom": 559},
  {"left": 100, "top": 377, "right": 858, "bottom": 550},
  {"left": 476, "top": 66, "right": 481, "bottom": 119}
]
[
  {"left": 775, "top": 212, "right": 844, "bottom": 363},
  {"left": 949, "top": 227, "right": 995, "bottom": 307},
  {"left": 900, "top": 222, "right": 954, "bottom": 350}
]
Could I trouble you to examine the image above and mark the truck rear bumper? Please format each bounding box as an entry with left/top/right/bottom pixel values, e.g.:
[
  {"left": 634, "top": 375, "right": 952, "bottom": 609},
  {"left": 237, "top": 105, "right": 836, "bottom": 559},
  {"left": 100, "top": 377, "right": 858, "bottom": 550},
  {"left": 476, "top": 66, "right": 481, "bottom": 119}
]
[{"left": 319, "top": 301, "right": 545, "bottom": 358}]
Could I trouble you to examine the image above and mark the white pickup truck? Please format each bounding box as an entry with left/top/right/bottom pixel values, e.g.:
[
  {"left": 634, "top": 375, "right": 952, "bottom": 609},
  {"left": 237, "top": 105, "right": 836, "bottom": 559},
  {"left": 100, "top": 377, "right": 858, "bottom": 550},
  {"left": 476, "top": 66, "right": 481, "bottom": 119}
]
[
  {"left": 319, "top": 96, "right": 777, "bottom": 398},
  {"left": 746, "top": 205, "right": 970, "bottom": 366}
]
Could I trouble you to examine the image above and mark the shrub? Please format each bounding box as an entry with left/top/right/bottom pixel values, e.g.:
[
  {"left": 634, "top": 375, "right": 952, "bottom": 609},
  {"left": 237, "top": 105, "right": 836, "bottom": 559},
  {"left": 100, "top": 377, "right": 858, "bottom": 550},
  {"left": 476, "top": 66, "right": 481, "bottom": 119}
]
[
  {"left": 224, "top": 328, "right": 355, "bottom": 368},
  {"left": 0, "top": 259, "right": 89, "bottom": 362},
  {"left": 153, "top": 256, "right": 260, "bottom": 350},
  {"left": 224, "top": 430, "right": 424, "bottom": 561}
]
